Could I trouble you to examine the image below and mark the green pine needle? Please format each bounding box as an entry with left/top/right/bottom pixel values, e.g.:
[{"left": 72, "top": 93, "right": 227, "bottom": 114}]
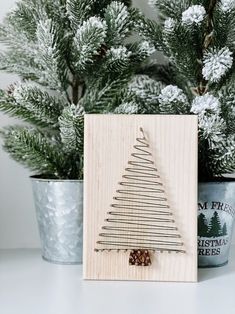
[{"left": 1, "top": 127, "right": 68, "bottom": 178}]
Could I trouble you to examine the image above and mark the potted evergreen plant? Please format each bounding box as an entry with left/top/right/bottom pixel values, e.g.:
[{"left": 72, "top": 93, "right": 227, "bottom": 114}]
[
  {"left": 0, "top": 0, "right": 153, "bottom": 264},
  {"left": 118, "top": 0, "right": 235, "bottom": 267}
]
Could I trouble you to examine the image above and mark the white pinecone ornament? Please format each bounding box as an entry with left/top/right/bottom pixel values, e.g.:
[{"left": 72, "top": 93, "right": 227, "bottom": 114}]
[
  {"left": 191, "top": 94, "right": 220, "bottom": 114},
  {"left": 202, "top": 47, "right": 233, "bottom": 83},
  {"left": 198, "top": 114, "right": 225, "bottom": 149},
  {"left": 158, "top": 85, "right": 188, "bottom": 105},
  {"left": 182, "top": 5, "right": 206, "bottom": 26},
  {"left": 220, "top": 0, "right": 235, "bottom": 12}
]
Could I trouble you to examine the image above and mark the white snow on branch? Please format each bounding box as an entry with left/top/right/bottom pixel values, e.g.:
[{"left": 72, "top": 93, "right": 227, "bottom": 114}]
[
  {"left": 35, "top": 18, "right": 64, "bottom": 89},
  {"left": 107, "top": 46, "right": 131, "bottom": 61},
  {"left": 105, "top": 1, "right": 130, "bottom": 41},
  {"left": 164, "top": 18, "right": 176, "bottom": 33},
  {"left": 138, "top": 40, "right": 156, "bottom": 56},
  {"left": 128, "top": 75, "right": 162, "bottom": 104},
  {"left": 84, "top": 16, "right": 105, "bottom": 32},
  {"left": 107, "top": 1, "right": 129, "bottom": 21},
  {"left": 74, "top": 16, "right": 107, "bottom": 69},
  {"left": 59, "top": 104, "right": 84, "bottom": 152},
  {"left": 148, "top": 0, "right": 157, "bottom": 8},
  {"left": 114, "top": 102, "right": 138, "bottom": 114}
]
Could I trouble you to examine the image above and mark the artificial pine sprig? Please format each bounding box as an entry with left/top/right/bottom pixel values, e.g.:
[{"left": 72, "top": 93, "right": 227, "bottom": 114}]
[
  {"left": 1, "top": 127, "right": 69, "bottom": 178},
  {"left": 0, "top": 84, "right": 65, "bottom": 129},
  {"left": 135, "top": 0, "right": 235, "bottom": 180},
  {"left": 0, "top": 0, "right": 151, "bottom": 179}
]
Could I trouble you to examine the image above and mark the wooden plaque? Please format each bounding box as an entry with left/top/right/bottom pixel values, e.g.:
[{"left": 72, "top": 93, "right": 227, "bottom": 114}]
[{"left": 84, "top": 114, "right": 198, "bottom": 282}]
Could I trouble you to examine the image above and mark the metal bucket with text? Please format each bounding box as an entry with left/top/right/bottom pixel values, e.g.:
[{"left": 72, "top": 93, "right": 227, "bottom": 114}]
[{"left": 198, "top": 180, "right": 235, "bottom": 268}]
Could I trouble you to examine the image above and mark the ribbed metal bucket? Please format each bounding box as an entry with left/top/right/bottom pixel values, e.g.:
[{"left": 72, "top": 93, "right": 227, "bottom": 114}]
[
  {"left": 198, "top": 180, "right": 235, "bottom": 268},
  {"left": 31, "top": 177, "right": 83, "bottom": 264}
]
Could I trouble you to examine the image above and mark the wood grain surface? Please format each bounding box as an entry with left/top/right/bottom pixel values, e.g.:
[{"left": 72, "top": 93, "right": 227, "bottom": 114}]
[{"left": 83, "top": 114, "right": 198, "bottom": 282}]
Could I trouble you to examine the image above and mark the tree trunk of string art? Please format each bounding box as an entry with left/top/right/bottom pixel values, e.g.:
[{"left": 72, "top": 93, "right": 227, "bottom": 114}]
[{"left": 95, "top": 128, "right": 185, "bottom": 266}]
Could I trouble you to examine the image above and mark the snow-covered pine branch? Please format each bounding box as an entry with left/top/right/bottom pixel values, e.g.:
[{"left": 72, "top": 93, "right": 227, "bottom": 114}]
[
  {"left": 140, "top": 0, "right": 235, "bottom": 179},
  {"left": 0, "top": 0, "right": 152, "bottom": 179}
]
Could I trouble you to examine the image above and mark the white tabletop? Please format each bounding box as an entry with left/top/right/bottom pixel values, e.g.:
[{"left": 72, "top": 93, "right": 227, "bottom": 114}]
[{"left": 0, "top": 248, "right": 235, "bottom": 314}]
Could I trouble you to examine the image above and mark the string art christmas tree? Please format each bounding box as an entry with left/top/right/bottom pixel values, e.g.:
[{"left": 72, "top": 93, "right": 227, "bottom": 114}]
[{"left": 95, "top": 128, "right": 185, "bottom": 266}]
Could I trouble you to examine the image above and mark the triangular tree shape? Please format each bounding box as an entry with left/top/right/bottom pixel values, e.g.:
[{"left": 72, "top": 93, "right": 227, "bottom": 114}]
[
  {"left": 198, "top": 213, "right": 209, "bottom": 237},
  {"left": 208, "top": 211, "right": 222, "bottom": 238},
  {"left": 95, "top": 128, "right": 185, "bottom": 266},
  {"left": 222, "top": 223, "right": 228, "bottom": 236}
]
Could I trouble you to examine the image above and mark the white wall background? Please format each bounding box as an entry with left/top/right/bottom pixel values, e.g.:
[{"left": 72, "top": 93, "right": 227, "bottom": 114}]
[
  {"left": 0, "top": 0, "right": 40, "bottom": 249},
  {"left": 0, "top": 0, "right": 234, "bottom": 248}
]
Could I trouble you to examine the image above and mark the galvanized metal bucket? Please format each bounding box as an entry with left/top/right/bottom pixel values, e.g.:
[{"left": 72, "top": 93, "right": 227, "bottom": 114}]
[
  {"left": 31, "top": 177, "right": 83, "bottom": 264},
  {"left": 198, "top": 179, "right": 235, "bottom": 268}
]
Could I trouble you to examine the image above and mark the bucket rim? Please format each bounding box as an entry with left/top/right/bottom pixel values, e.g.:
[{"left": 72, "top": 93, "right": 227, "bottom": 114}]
[
  {"left": 199, "top": 177, "right": 235, "bottom": 184},
  {"left": 30, "top": 175, "right": 83, "bottom": 183}
]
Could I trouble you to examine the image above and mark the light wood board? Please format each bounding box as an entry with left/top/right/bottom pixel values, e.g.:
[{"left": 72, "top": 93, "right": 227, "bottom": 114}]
[{"left": 83, "top": 114, "right": 198, "bottom": 282}]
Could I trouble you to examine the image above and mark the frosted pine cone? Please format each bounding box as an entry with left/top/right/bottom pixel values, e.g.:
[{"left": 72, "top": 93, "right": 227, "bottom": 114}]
[
  {"left": 158, "top": 85, "right": 188, "bottom": 105},
  {"left": 158, "top": 85, "right": 188, "bottom": 113},
  {"left": 164, "top": 18, "right": 176, "bottom": 33},
  {"left": 182, "top": 5, "right": 206, "bottom": 26},
  {"left": 220, "top": 0, "right": 235, "bottom": 12},
  {"left": 202, "top": 47, "right": 233, "bottom": 83},
  {"left": 199, "top": 114, "right": 226, "bottom": 149},
  {"left": 191, "top": 94, "right": 220, "bottom": 114}
]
